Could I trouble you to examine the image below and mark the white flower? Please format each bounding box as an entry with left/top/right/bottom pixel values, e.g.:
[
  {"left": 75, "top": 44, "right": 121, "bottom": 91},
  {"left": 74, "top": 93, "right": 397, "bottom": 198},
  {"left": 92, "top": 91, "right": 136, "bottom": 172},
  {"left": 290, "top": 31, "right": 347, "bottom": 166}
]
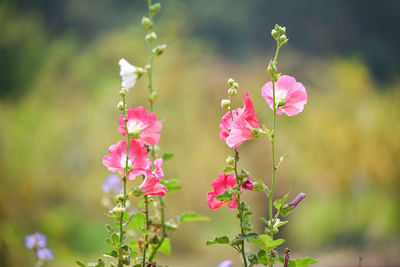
[{"left": 119, "top": 58, "right": 138, "bottom": 89}]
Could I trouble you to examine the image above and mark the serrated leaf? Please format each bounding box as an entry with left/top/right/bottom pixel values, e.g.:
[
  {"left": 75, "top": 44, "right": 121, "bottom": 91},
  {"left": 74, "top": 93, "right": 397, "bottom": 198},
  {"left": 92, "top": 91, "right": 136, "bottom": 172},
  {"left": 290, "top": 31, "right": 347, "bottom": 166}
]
[
  {"left": 288, "top": 257, "right": 317, "bottom": 267},
  {"left": 159, "top": 179, "right": 182, "bottom": 193},
  {"left": 178, "top": 212, "right": 210, "bottom": 223},
  {"left": 249, "top": 234, "right": 285, "bottom": 253},
  {"left": 158, "top": 237, "right": 171, "bottom": 255},
  {"left": 206, "top": 236, "right": 230, "bottom": 246},
  {"left": 273, "top": 192, "right": 290, "bottom": 210},
  {"left": 162, "top": 153, "right": 174, "bottom": 161},
  {"left": 76, "top": 261, "right": 86, "bottom": 267}
]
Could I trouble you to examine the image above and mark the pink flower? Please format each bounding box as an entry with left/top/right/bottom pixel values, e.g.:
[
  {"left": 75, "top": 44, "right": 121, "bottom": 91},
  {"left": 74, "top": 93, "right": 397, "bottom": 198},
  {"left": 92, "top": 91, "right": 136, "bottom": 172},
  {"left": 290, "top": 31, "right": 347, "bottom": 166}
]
[
  {"left": 141, "top": 158, "right": 167, "bottom": 196},
  {"left": 207, "top": 173, "right": 238, "bottom": 210},
  {"left": 261, "top": 75, "right": 307, "bottom": 116},
  {"left": 103, "top": 140, "right": 150, "bottom": 180},
  {"left": 242, "top": 178, "right": 255, "bottom": 191},
  {"left": 220, "top": 93, "right": 262, "bottom": 148},
  {"left": 118, "top": 106, "right": 162, "bottom": 145}
]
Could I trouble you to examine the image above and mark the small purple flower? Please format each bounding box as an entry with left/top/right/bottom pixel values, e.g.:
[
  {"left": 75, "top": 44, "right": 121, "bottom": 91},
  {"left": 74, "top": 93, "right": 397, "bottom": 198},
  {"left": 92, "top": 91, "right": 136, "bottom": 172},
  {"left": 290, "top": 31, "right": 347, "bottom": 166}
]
[
  {"left": 102, "top": 174, "right": 123, "bottom": 194},
  {"left": 290, "top": 192, "right": 306, "bottom": 209},
  {"left": 36, "top": 248, "right": 54, "bottom": 261},
  {"left": 219, "top": 260, "right": 232, "bottom": 267},
  {"left": 24, "top": 232, "right": 47, "bottom": 249}
]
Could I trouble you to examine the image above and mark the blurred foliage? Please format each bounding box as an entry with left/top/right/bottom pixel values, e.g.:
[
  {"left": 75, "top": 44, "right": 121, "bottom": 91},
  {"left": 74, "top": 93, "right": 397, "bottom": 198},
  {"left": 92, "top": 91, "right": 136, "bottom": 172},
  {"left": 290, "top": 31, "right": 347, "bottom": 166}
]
[{"left": 0, "top": 1, "right": 400, "bottom": 267}]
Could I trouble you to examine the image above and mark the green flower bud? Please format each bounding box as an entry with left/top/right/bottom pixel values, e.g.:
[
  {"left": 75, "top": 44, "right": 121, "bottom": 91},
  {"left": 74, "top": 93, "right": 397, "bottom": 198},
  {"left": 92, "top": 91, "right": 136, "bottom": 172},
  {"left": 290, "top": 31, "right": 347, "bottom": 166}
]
[
  {"left": 119, "top": 88, "right": 128, "bottom": 97},
  {"left": 271, "top": 29, "right": 278, "bottom": 39},
  {"left": 228, "top": 87, "right": 237, "bottom": 96},
  {"left": 221, "top": 99, "right": 231, "bottom": 110},
  {"left": 238, "top": 169, "right": 250, "bottom": 179},
  {"left": 248, "top": 253, "right": 259, "bottom": 265},
  {"left": 226, "top": 155, "right": 235, "bottom": 165},
  {"left": 152, "top": 44, "right": 167, "bottom": 56},
  {"left": 122, "top": 255, "right": 131, "bottom": 265},
  {"left": 267, "top": 60, "right": 277, "bottom": 74},
  {"left": 116, "top": 193, "right": 125, "bottom": 201},
  {"left": 144, "top": 64, "right": 151, "bottom": 73},
  {"left": 281, "top": 26, "right": 286, "bottom": 34},
  {"left": 145, "top": 32, "right": 157, "bottom": 42},
  {"left": 134, "top": 67, "right": 146, "bottom": 77},
  {"left": 279, "top": 204, "right": 292, "bottom": 216},
  {"left": 275, "top": 24, "right": 280, "bottom": 32},
  {"left": 141, "top": 16, "right": 151, "bottom": 27},
  {"left": 253, "top": 180, "right": 264, "bottom": 192},
  {"left": 112, "top": 204, "right": 126, "bottom": 214},
  {"left": 117, "top": 101, "right": 125, "bottom": 111},
  {"left": 233, "top": 82, "right": 239, "bottom": 89},
  {"left": 150, "top": 3, "right": 161, "bottom": 14},
  {"left": 279, "top": 34, "right": 288, "bottom": 44},
  {"left": 228, "top": 78, "right": 234, "bottom": 86},
  {"left": 149, "top": 91, "right": 158, "bottom": 101}
]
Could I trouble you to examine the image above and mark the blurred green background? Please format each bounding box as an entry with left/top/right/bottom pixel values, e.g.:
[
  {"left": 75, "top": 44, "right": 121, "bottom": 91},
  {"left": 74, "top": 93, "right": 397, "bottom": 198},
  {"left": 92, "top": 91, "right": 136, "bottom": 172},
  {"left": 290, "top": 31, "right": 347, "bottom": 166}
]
[{"left": 1, "top": 0, "right": 400, "bottom": 266}]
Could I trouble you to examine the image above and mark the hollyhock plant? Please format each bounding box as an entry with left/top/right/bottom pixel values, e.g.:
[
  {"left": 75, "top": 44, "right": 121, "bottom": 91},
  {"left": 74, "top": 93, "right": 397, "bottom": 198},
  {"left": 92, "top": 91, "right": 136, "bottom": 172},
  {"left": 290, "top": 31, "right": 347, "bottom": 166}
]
[
  {"left": 220, "top": 92, "right": 263, "bottom": 148},
  {"left": 207, "top": 173, "right": 238, "bottom": 210},
  {"left": 102, "top": 139, "right": 150, "bottom": 180},
  {"left": 141, "top": 158, "right": 167, "bottom": 196},
  {"left": 261, "top": 75, "right": 307, "bottom": 116},
  {"left": 207, "top": 25, "right": 316, "bottom": 267},
  {"left": 119, "top": 58, "right": 138, "bottom": 89},
  {"left": 118, "top": 106, "right": 162, "bottom": 145}
]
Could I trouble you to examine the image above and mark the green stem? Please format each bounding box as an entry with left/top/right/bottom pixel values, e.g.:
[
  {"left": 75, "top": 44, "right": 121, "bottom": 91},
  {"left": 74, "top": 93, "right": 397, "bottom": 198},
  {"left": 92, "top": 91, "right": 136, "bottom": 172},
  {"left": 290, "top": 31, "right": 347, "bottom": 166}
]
[
  {"left": 142, "top": 194, "right": 150, "bottom": 267},
  {"left": 149, "top": 196, "right": 166, "bottom": 261},
  {"left": 267, "top": 42, "right": 281, "bottom": 267},
  {"left": 118, "top": 97, "right": 131, "bottom": 266}
]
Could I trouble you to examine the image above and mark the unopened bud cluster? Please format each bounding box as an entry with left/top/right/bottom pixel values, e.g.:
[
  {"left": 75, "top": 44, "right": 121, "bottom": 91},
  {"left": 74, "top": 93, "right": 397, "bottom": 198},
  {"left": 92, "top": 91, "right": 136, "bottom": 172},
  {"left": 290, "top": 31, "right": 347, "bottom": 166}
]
[{"left": 227, "top": 78, "right": 238, "bottom": 96}]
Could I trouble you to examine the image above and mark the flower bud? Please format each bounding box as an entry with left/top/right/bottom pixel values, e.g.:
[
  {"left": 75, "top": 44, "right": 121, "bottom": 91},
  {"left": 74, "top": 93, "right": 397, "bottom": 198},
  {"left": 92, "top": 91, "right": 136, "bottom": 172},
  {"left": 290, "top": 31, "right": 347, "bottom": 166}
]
[
  {"left": 281, "top": 26, "right": 286, "bottom": 34},
  {"left": 122, "top": 255, "right": 131, "bottom": 265},
  {"left": 119, "top": 88, "right": 128, "bottom": 97},
  {"left": 228, "top": 87, "right": 237, "bottom": 96},
  {"left": 238, "top": 169, "right": 250, "bottom": 179},
  {"left": 226, "top": 155, "right": 235, "bottom": 165},
  {"left": 149, "top": 91, "right": 158, "bottom": 101},
  {"left": 221, "top": 99, "right": 231, "bottom": 110},
  {"left": 290, "top": 192, "right": 306, "bottom": 209},
  {"left": 145, "top": 32, "right": 157, "bottom": 42},
  {"left": 267, "top": 60, "right": 277, "bottom": 74},
  {"left": 233, "top": 82, "right": 239, "bottom": 89},
  {"left": 141, "top": 16, "right": 151, "bottom": 27},
  {"left": 150, "top": 3, "right": 161, "bottom": 14},
  {"left": 116, "top": 193, "right": 125, "bottom": 201},
  {"left": 117, "top": 101, "right": 125, "bottom": 111},
  {"left": 112, "top": 204, "right": 126, "bottom": 214},
  {"left": 152, "top": 44, "right": 167, "bottom": 56},
  {"left": 279, "top": 34, "right": 288, "bottom": 44},
  {"left": 253, "top": 180, "right": 264, "bottom": 192},
  {"left": 271, "top": 29, "right": 278, "bottom": 39},
  {"left": 228, "top": 78, "right": 234, "bottom": 86},
  {"left": 134, "top": 67, "right": 146, "bottom": 77}
]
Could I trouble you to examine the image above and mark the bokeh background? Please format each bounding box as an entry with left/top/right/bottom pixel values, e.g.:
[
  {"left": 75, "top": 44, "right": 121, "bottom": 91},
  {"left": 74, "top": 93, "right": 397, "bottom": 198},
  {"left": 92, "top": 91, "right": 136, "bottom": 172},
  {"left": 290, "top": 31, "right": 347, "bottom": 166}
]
[{"left": 1, "top": 0, "right": 400, "bottom": 266}]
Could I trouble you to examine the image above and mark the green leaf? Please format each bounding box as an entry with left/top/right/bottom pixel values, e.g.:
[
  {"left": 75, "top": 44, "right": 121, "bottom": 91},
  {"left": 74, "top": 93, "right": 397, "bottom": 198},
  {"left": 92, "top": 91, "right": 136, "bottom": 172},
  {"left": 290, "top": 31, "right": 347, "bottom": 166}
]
[
  {"left": 128, "top": 213, "right": 146, "bottom": 230},
  {"left": 273, "top": 192, "right": 290, "bottom": 210},
  {"left": 215, "top": 191, "right": 232, "bottom": 201},
  {"left": 87, "top": 259, "right": 105, "bottom": 267},
  {"left": 223, "top": 166, "right": 233, "bottom": 173},
  {"left": 103, "top": 250, "right": 118, "bottom": 258},
  {"left": 111, "top": 233, "right": 119, "bottom": 244},
  {"left": 206, "top": 236, "right": 230, "bottom": 246},
  {"left": 258, "top": 250, "right": 268, "bottom": 265},
  {"left": 249, "top": 235, "right": 285, "bottom": 253},
  {"left": 288, "top": 257, "right": 317, "bottom": 267},
  {"left": 276, "top": 220, "right": 289, "bottom": 228},
  {"left": 106, "top": 238, "right": 115, "bottom": 248},
  {"left": 160, "top": 179, "right": 182, "bottom": 193},
  {"left": 164, "top": 220, "right": 178, "bottom": 230},
  {"left": 178, "top": 212, "right": 210, "bottom": 223},
  {"left": 162, "top": 153, "right": 174, "bottom": 161},
  {"left": 105, "top": 224, "right": 114, "bottom": 233},
  {"left": 259, "top": 217, "right": 269, "bottom": 225},
  {"left": 158, "top": 237, "right": 171, "bottom": 255},
  {"left": 76, "top": 261, "right": 86, "bottom": 267}
]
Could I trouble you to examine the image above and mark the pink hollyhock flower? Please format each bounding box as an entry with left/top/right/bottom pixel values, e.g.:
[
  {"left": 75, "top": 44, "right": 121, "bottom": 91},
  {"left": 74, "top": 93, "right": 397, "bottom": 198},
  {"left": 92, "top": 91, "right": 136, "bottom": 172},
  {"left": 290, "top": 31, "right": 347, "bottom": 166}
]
[
  {"left": 141, "top": 158, "right": 167, "bottom": 196},
  {"left": 207, "top": 173, "right": 238, "bottom": 210},
  {"left": 118, "top": 106, "right": 162, "bottom": 145},
  {"left": 261, "top": 75, "right": 307, "bottom": 116},
  {"left": 103, "top": 140, "right": 150, "bottom": 180},
  {"left": 242, "top": 178, "right": 255, "bottom": 191},
  {"left": 221, "top": 93, "right": 262, "bottom": 148}
]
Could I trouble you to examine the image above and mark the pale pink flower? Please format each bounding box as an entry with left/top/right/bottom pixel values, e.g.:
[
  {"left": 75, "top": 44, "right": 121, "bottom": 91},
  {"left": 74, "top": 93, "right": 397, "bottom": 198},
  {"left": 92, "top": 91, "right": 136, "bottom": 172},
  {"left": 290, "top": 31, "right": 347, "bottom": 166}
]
[
  {"left": 141, "top": 158, "right": 167, "bottom": 196},
  {"left": 207, "top": 173, "right": 238, "bottom": 210},
  {"left": 118, "top": 106, "right": 162, "bottom": 145},
  {"left": 261, "top": 75, "right": 307, "bottom": 116},
  {"left": 103, "top": 140, "right": 150, "bottom": 180},
  {"left": 224, "top": 93, "right": 262, "bottom": 148}
]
